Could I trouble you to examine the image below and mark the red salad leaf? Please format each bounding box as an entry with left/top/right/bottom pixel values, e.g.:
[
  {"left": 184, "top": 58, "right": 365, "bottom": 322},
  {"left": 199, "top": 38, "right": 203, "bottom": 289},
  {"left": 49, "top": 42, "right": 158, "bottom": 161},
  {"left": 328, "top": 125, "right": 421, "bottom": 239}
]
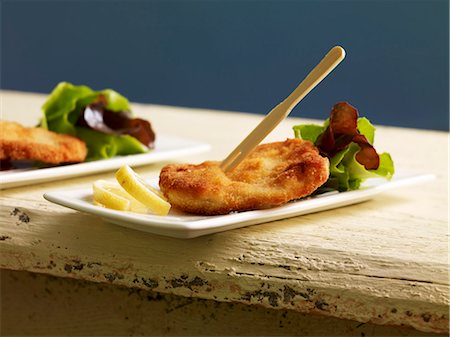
[
  {"left": 316, "top": 102, "right": 380, "bottom": 170},
  {"left": 77, "top": 97, "right": 155, "bottom": 148}
]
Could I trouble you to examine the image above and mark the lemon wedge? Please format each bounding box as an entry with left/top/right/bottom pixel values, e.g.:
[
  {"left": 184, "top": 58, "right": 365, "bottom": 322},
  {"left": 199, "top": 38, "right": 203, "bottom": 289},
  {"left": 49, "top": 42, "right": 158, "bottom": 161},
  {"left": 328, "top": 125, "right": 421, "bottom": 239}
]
[
  {"left": 93, "top": 180, "right": 131, "bottom": 211},
  {"left": 115, "top": 165, "right": 171, "bottom": 216},
  {"left": 93, "top": 180, "right": 154, "bottom": 213}
]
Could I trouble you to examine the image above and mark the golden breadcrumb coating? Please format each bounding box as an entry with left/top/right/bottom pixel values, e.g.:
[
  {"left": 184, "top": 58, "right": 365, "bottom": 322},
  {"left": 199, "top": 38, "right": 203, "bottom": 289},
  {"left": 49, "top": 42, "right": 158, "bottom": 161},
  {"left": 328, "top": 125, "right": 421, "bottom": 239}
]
[
  {"left": 159, "top": 138, "right": 329, "bottom": 215},
  {"left": 0, "top": 121, "right": 87, "bottom": 164}
]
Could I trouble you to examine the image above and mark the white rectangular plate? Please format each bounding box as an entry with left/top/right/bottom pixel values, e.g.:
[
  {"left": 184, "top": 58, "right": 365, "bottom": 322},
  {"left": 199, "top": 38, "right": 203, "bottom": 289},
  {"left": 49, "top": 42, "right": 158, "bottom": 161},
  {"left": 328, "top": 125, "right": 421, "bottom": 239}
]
[
  {"left": 0, "top": 134, "right": 210, "bottom": 189},
  {"left": 43, "top": 172, "right": 434, "bottom": 239}
]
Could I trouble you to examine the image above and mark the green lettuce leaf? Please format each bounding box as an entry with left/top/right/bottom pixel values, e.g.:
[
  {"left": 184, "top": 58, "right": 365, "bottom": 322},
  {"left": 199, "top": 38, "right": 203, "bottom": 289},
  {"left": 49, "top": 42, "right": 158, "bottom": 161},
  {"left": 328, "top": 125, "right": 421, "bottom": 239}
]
[
  {"left": 41, "top": 82, "right": 147, "bottom": 160},
  {"left": 293, "top": 124, "right": 325, "bottom": 143},
  {"left": 294, "top": 117, "right": 394, "bottom": 191},
  {"left": 76, "top": 127, "right": 146, "bottom": 161}
]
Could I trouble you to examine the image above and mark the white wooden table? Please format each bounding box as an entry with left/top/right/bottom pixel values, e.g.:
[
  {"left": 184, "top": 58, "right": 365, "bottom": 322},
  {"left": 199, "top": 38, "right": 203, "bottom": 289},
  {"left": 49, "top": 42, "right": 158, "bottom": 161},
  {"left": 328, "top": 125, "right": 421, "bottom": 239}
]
[{"left": 1, "top": 91, "right": 448, "bottom": 335}]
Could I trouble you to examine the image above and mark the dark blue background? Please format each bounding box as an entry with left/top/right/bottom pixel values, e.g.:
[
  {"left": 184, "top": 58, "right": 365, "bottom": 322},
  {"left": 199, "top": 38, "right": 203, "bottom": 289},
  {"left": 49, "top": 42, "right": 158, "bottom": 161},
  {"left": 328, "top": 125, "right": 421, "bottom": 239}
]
[{"left": 1, "top": 0, "right": 449, "bottom": 130}]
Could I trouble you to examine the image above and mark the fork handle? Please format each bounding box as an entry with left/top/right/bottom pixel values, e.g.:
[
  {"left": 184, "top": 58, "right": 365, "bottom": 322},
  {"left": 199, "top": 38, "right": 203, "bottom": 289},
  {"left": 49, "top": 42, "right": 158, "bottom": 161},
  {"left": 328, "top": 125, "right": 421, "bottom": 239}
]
[{"left": 220, "top": 46, "right": 345, "bottom": 173}]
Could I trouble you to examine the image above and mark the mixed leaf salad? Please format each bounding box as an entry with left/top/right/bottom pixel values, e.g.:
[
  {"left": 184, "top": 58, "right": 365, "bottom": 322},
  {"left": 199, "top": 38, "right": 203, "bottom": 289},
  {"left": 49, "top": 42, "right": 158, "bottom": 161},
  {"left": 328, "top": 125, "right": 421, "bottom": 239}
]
[
  {"left": 39, "top": 83, "right": 392, "bottom": 193},
  {"left": 41, "top": 82, "right": 155, "bottom": 161},
  {"left": 293, "top": 102, "right": 394, "bottom": 191}
]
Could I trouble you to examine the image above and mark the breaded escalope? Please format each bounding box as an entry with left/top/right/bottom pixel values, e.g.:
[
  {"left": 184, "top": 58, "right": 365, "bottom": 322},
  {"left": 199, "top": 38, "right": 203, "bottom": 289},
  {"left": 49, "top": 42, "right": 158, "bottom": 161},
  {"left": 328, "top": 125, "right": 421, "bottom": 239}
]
[
  {"left": 0, "top": 121, "right": 87, "bottom": 164},
  {"left": 159, "top": 138, "right": 329, "bottom": 215}
]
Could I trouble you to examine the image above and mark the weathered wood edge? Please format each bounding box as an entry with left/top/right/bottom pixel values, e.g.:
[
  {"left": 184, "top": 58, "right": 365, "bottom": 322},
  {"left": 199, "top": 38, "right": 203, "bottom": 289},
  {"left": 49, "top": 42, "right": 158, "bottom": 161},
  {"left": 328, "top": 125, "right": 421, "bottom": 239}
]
[
  {"left": 1, "top": 194, "right": 449, "bottom": 334},
  {"left": 1, "top": 244, "right": 448, "bottom": 334}
]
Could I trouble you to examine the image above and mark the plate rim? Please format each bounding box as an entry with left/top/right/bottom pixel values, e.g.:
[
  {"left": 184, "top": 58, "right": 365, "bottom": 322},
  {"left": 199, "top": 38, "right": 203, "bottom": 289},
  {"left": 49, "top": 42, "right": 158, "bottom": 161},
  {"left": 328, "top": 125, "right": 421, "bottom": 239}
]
[{"left": 43, "top": 172, "right": 435, "bottom": 238}]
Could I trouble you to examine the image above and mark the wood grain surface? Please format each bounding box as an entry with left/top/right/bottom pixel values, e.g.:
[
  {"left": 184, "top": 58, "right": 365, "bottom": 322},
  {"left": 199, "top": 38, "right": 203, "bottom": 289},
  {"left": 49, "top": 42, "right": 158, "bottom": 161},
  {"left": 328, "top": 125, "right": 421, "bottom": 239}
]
[{"left": 1, "top": 91, "right": 448, "bottom": 334}]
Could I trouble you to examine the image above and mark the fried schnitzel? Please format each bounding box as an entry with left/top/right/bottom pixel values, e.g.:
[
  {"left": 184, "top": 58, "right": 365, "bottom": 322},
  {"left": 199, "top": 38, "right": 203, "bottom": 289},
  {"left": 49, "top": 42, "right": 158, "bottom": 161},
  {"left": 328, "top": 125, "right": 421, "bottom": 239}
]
[
  {"left": 159, "top": 138, "right": 329, "bottom": 215},
  {"left": 0, "top": 121, "right": 87, "bottom": 164}
]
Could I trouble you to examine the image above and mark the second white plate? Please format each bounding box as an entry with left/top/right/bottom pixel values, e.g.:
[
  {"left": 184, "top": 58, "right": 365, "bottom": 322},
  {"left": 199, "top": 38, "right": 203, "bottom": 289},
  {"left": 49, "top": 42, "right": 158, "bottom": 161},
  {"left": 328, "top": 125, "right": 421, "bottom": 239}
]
[
  {"left": 43, "top": 172, "right": 434, "bottom": 239},
  {"left": 0, "top": 134, "right": 210, "bottom": 189}
]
